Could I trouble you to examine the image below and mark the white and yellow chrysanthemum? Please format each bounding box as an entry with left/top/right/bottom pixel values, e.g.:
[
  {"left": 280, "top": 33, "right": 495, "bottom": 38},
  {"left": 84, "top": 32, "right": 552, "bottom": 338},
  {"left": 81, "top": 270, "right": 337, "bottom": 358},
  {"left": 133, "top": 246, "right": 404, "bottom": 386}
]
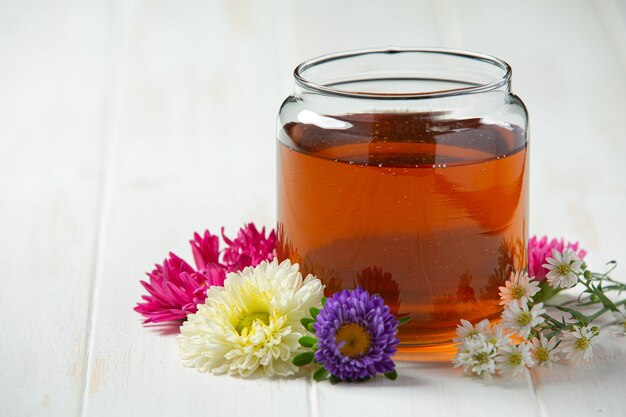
[{"left": 177, "top": 259, "right": 324, "bottom": 377}]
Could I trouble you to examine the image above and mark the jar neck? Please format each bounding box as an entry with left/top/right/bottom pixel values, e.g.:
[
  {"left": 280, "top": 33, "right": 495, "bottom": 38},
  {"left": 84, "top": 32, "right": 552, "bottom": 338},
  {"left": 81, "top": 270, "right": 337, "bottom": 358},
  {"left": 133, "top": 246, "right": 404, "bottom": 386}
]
[{"left": 293, "top": 47, "right": 512, "bottom": 100}]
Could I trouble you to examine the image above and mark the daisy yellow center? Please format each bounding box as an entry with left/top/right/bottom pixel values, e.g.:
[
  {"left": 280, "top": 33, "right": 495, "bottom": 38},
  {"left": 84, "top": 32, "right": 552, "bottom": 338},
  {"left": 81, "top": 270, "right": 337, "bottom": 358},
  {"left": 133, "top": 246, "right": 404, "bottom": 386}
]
[
  {"left": 335, "top": 323, "right": 371, "bottom": 357},
  {"left": 556, "top": 264, "right": 570, "bottom": 275},
  {"left": 574, "top": 337, "right": 590, "bottom": 351},
  {"left": 474, "top": 351, "right": 490, "bottom": 364},
  {"left": 516, "top": 312, "right": 532, "bottom": 327},
  {"left": 467, "top": 329, "right": 479, "bottom": 338},
  {"left": 535, "top": 347, "right": 549, "bottom": 363},
  {"left": 507, "top": 352, "right": 522, "bottom": 366},
  {"left": 236, "top": 312, "right": 270, "bottom": 335},
  {"left": 511, "top": 286, "right": 525, "bottom": 300}
]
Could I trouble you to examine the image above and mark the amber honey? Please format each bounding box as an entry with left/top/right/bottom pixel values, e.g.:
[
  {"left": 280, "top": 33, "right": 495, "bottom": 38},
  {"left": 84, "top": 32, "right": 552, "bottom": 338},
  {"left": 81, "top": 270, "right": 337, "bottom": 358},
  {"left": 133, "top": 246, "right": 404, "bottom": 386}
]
[{"left": 277, "top": 112, "right": 528, "bottom": 348}]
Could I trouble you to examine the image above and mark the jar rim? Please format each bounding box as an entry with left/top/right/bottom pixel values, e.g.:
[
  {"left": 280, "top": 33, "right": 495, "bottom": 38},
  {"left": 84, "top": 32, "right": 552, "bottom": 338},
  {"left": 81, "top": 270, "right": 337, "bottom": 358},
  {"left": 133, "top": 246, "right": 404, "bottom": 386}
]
[{"left": 293, "top": 47, "right": 512, "bottom": 99}]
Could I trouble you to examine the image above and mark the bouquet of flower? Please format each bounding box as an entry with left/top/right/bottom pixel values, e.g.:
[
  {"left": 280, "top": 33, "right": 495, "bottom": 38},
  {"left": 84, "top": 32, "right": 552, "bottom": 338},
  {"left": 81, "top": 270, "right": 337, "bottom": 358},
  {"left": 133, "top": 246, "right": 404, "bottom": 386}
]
[
  {"left": 135, "top": 223, "right": 401, "bottom": 381},
  {"left": 135, "top": 227, "right": 625, "bottom": 383},
  {"left": 453, "top": 238, "right": 625, "bottom": 379}
]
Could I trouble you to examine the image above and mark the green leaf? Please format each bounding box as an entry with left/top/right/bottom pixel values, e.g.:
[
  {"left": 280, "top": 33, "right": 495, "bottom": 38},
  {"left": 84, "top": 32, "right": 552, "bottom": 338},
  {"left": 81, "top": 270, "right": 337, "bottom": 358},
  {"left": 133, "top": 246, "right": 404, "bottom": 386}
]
[
  {"left": 533, "top": 281, "right": 561, "bottom": 303},
  {"left": 554, "top": 305, "right": 591, "bottom": 324},
  {"left": 307, "top": 322, "right": 316, "bottom": 333},
  {"left": 301, "top": 317, "right": 315, "bottom": 328},
  {"left": 321, "top": 297, "right": 327, "bottom": 307},
  {"left": 329, "top": 375, "right": 341, "bottom": 384},
  {"left": 384, "top": 370, "right": 398, "bottom": 380},
  {"left": 313, "top": 367, "right": 330, "bottom": 382},
  {"left": 293, "top": 352, "right": 315, "bottom": 366},
  {"left": 591, "top": 284, "right": 618, "bottom": 312},
  {"left": 397, "top": 315, "right": 411, "bottom": 326},
  {"left": 299, "top": 336, "right": 317, "bottom": 347},
  {"left": 310, "top": 307, "right": 320, "bottom": 319}
]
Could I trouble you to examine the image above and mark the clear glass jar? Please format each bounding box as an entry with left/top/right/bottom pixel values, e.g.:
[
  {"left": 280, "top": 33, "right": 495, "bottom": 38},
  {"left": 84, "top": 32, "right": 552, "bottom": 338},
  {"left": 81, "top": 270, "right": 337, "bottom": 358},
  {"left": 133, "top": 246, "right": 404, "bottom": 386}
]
[{"left": 276, "top": 48, "right": 528, "bottom": 349}]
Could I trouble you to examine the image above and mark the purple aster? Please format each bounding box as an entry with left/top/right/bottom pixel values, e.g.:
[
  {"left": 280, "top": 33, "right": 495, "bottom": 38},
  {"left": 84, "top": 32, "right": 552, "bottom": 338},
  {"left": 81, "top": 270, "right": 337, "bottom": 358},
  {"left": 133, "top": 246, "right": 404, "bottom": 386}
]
[{"left": 314, "top": 287, "right": 399, "bottom": 381}]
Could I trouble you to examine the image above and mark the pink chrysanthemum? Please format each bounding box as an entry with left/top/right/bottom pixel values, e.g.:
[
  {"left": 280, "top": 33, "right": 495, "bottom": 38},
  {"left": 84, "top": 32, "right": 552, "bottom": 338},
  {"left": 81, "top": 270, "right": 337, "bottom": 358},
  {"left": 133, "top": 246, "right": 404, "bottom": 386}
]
[
  {"left": 222, "top": 223, "right": 277, "bottom": 272},
  {"left": 135, "top": 253, "right": 226, "bottom": 323},
  {"left": 135, "top": 224, "right": 276, "bottom": 324},
  {"left": 528, "top": 236, "right": 587, "bottom": 282},
  {"left": 190, "top": 230, "right": 220, "bottom": 270}
]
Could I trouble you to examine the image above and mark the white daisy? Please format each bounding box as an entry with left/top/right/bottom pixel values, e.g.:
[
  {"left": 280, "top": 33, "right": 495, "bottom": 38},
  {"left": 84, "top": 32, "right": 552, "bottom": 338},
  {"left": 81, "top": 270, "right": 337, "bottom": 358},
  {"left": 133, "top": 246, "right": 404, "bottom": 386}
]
[
  {"left": 501, "top": 301, "right": 546, "bottom": 339},
  {"left": 529, "top": 334, "right": 560, "bottom": 366},
  {"left": 486, "top": 323, "right": 512, "bottom": 349},
  {"left": 452, "top": 334, "right": 497, "bottom": 378},
  {"left": 177, "top": 259, "right": 324, "bottom": 377},
  {"left": 612, "top": 305, "right": 626, "bottom": 336},
  {"left": 543, "top": 249, "right": 583, "bottom": 289},
  {"left": 495, "top": 342, "right": 535, "bottom": 377},
  {"left": 498, "top": 270, "right": 540, "bottom": 306},
  {"left": 453, "top": 318, "right": 490, "bottom": 343},
  {"left": 559, "top": 325, "right": 599, "bottom": 364}
]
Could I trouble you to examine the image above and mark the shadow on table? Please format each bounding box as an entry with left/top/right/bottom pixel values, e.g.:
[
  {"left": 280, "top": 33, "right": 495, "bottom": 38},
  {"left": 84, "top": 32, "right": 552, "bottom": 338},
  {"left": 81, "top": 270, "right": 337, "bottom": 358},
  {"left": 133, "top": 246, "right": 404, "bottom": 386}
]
[{"left": 143, "top": 322, "right": 181, "bottom": 336}]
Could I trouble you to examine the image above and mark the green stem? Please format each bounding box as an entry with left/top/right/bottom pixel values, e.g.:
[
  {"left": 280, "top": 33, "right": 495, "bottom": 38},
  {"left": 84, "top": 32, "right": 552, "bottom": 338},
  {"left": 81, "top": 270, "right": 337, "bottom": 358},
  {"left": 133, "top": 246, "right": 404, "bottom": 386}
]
[
  {"left": 587, "top": 308, "right": 609, "bottom": 322},
  {"left": 541, "top": 313, "right": 568, "bottom": 329}
]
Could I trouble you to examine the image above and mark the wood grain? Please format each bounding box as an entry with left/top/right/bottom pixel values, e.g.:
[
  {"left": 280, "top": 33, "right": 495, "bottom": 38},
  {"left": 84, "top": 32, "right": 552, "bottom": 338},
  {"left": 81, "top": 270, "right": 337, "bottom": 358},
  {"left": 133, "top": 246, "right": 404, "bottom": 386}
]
[
  {"left": 0, "top": 1, "right": 107, "bottom": 416},
  {"left": 1, "top": 0, "right": 625, "bottom": 416},
  {"left": 78, "top": 1, "right": 306, "bottom": 416}
]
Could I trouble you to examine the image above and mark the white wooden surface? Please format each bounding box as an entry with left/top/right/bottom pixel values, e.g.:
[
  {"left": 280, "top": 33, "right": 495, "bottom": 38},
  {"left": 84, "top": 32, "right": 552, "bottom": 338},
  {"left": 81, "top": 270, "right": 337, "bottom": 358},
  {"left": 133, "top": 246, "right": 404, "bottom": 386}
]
[{"left": 1, "top": 0, "right": 625, "bottom": 416}]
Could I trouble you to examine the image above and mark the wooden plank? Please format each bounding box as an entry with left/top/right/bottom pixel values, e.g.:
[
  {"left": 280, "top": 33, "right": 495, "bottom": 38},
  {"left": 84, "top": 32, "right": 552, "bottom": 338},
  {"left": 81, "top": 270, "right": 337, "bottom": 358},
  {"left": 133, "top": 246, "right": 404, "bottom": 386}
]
[
  {"left": 0, "top": 1, "right": 107, "bottom": 416},
  {"left": 453, "top": 0, "right": 626, "bottom": 263},
  {"left": 79, "top": 1, "right": 309, "bottom": 416},
  {"left": 4, "top": 0, "right": 619, "bottom": 416},
  {"left": 291, "top": 1, "right": 626, "bottom": 416},
  {"left": 315, "top": 362, "right": 540, "bottom": 417},
  {"left": 291, "top": 0, "right": 441, "bottom": 62},
  {"left": 288, "top": 1, "right": 539, "bottom": 415},
  {"left": 454, "top": 1, "right": 626, "bottom": 416},
  {"left": 530, "top": 318, "right": 626, "bottom": 417}
]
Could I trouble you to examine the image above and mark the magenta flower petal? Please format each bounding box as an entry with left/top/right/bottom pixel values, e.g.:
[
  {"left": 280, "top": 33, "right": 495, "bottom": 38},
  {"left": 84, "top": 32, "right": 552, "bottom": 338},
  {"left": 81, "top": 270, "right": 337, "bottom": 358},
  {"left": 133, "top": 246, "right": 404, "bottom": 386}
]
[
  {"left": 222, "top": 223, "right": 277, "bottom": 272},
  {"left": 134, "top": 254, "right": 207, "bottom": 323},
  {"left": 136, "top": 223, "right": 276, "bottom": 324},
  {"left": 190, "top": 230, "right": 221, "bottom": 271},
  {"left": 528, "top": 236, "right": 587, "bottom": 282},
  {"left": 195, "top": 263, "right": 226, "bottom": 288}
]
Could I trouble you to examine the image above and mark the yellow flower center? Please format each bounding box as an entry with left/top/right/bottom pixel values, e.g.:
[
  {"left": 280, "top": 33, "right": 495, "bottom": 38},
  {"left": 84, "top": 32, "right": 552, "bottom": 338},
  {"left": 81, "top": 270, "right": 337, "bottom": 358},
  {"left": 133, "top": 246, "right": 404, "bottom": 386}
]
[
  {"left": 236, "top": 312, "right": 270, "bottom": 335},
  {"left": 535, "top": 347, "right": 549, "bottom": 363},
  {"left": 516, "top": 312, "right": 532, "bottom": 327},
  {"left": 556, "top": 264, "right": 570, "bottom": 275},
  {"left": 574, "top": 337, "right": 590, "bottom": 351},
  {"left": 474, "top": 351, "right": 490, "bottom": 364},
  {"left": 511, "top": 286, "right": 525, "bottom": 300},
  {"left": 335, "top": 323, "right": 371, "bottom": 357},
  {"left": 466, "top": 329, "right": 479, "bottom": 338},
  {"left": 507, "top": 352, "right": 522, "bottom": 366}
]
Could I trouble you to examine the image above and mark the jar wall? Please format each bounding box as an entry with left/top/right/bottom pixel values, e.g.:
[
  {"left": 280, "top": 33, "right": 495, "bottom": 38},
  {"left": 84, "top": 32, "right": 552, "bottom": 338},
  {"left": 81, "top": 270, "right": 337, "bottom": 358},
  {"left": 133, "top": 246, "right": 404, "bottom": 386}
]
[{"left": 276, "top": 49, "right": 529, "bottom": 347}]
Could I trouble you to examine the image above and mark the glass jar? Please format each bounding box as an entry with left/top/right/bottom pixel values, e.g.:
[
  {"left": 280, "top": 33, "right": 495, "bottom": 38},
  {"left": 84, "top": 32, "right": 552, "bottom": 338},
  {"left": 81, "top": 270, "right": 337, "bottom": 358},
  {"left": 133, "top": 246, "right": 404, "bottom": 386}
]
[{"left": 276, "top": 48, "right": 528, "bottom": 349}]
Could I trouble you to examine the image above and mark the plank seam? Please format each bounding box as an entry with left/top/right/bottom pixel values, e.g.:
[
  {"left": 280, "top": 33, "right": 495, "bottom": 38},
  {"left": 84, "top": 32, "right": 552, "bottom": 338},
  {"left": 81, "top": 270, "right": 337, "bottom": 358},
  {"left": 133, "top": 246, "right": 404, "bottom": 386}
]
[
  {"left": 526, "top": 369, "right": 550, "bottom": 417},
  {"left": 78, "top": 0, "right": 132, "bottom": 415}
]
